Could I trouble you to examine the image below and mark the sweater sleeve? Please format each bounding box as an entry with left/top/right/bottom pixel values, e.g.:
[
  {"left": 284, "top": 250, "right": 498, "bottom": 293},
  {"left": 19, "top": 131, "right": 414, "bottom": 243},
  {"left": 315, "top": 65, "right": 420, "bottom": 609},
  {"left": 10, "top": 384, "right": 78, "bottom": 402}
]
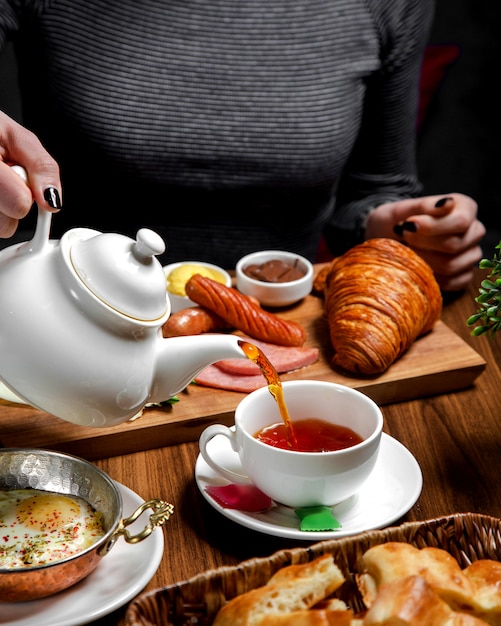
[
  {"left": 0, "top": 0, "right": 22, "bottom": 52},
  {"left": 324, "top": 0, "right": 435, "bottom": 254}
]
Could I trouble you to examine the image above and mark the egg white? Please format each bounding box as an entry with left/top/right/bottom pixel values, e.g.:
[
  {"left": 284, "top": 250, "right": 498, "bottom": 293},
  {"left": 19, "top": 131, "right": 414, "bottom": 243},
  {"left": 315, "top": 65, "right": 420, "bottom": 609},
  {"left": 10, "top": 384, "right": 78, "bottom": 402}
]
[{"left": 0, "top": 489, "right": 106, "bottom": 568}]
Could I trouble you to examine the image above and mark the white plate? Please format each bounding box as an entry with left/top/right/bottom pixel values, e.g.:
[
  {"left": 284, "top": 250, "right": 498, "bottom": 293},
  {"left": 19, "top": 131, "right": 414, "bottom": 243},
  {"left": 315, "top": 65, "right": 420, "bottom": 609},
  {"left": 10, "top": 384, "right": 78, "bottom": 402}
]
[
  {"left": 195, "top": 432, "right": 422, "bottom": 540},
  {"left": 0, "top": 381, "right": 27, "bottom": 404},
  {"left": 0, "top": 482, "right": 165, "bottom": 626}
]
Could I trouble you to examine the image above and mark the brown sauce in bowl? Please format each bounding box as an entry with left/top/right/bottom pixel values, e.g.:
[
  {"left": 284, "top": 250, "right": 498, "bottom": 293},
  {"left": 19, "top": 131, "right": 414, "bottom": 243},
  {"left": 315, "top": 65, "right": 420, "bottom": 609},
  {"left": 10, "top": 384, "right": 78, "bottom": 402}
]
[{"left": 243, "top": 259, "right": 305, "bottom": 283}]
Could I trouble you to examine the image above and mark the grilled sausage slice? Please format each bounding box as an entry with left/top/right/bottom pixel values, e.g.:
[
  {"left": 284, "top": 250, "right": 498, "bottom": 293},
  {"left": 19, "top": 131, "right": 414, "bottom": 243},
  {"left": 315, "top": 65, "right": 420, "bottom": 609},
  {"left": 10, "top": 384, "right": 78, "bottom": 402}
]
[{"left": 185, "top": 274, "right": 306, "bottom": 347}]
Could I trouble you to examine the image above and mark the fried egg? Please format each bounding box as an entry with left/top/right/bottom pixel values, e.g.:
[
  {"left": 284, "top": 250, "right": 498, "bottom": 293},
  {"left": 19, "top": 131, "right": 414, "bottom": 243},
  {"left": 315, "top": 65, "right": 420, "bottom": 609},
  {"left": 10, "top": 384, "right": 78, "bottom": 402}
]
[{"left": 0, "top": 489, "right": 106, "bottom": 568}]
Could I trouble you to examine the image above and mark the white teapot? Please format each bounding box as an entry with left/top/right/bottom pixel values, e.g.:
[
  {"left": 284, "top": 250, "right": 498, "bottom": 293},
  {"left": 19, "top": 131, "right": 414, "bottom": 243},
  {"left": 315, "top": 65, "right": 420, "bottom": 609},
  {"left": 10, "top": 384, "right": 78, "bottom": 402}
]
[{"left": 0, "top": 204, "right": 250, "bottom": 427}]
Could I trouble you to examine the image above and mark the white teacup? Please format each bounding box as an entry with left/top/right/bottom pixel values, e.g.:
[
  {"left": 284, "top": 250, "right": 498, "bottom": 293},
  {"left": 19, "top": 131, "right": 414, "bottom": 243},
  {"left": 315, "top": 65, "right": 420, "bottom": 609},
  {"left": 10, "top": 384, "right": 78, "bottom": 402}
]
[{"left": 199, "top": 380, "right": 383, "bottom": 509}]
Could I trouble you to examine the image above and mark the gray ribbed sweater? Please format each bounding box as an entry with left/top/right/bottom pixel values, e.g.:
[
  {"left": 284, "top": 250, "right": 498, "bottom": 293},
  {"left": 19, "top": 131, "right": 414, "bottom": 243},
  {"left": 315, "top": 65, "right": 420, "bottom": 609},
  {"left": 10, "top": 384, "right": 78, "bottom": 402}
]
[{"left": 0, "top": 0, "right": 433, "bottom": 265}]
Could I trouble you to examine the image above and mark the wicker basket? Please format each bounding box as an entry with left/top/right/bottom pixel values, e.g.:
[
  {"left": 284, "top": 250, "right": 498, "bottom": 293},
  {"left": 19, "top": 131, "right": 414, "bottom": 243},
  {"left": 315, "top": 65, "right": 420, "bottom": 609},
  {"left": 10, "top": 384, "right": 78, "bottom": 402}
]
[{"left": 125, "top": 513, "right": 501, "bottom": 626}]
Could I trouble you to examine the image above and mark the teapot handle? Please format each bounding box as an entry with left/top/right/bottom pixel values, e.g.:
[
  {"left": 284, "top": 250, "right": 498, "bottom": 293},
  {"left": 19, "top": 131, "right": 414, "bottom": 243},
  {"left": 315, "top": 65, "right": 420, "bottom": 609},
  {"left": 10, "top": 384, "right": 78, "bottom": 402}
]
[
  {"left": 30, "top": 205, "right": 52, "bottom": 253},
  {"left": 11, "top": 165, "right": 52, "bottom": 254}
]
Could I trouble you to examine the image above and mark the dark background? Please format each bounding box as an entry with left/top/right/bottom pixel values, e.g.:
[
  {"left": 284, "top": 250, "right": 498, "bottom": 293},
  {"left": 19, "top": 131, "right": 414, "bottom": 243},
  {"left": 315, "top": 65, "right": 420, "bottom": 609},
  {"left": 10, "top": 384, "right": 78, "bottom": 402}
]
[
  {"left": 0, "top": 0, "right": 499, "bottom": 255},
  {"left": 416, "top": 0, "right": 501, "bottom": 256}
]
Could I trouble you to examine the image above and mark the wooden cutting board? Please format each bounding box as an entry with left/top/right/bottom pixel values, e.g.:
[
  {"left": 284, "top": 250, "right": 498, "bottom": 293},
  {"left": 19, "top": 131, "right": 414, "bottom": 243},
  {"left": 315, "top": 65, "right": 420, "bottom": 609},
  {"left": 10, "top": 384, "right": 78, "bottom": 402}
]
[{"left": 0, "top": 287, "right": 486, "bottom": 460}]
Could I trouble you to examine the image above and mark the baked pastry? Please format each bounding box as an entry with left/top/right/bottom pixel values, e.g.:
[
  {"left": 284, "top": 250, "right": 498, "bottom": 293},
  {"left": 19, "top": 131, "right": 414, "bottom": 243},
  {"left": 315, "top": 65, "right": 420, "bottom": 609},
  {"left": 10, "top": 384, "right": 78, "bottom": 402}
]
[
  {"left": 211, "top": 544, "right": 501, "bottom": 626},
  {"left": 324, "top": 238, "right": 442, "bottom": 375},
  {"left": 463, "top": 560, "right": 501, "bottom": 625},
  {"left": 357, "top": 542, "right": 476, "bottom": 612},
  {"left": 258, "top": 608, "right": 359, "bottom": 625},
  {"left": 362, "top": 575, "right": 489, "bottom": 626},
  {"left": 212, "top": 554, "right": 345, "bottom": 626},
  {"left": 312, "top": 264, "right": 331, "bottom": 296}
]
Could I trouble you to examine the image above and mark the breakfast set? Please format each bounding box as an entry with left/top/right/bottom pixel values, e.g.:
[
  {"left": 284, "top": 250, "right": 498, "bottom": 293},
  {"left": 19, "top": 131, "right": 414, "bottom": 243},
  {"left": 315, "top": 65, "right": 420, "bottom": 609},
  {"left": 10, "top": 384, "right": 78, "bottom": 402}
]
[{"left": 0, "top": 197, "right": 498, "bottom": 625}]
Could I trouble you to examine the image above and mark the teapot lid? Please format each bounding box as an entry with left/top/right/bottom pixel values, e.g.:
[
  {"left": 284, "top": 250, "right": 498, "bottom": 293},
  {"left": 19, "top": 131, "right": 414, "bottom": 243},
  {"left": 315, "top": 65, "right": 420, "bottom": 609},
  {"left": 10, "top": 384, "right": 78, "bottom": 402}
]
[{"left": 70, "top": 228, "right": 168, "bottom": 320}]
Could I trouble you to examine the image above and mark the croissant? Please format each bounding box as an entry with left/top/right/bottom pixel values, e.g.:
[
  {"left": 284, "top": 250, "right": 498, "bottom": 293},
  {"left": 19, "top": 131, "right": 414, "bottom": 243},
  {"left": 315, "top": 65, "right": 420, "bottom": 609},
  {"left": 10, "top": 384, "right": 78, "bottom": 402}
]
[{"left": 324, "top": 238, "right": 442, "bottom": 375}]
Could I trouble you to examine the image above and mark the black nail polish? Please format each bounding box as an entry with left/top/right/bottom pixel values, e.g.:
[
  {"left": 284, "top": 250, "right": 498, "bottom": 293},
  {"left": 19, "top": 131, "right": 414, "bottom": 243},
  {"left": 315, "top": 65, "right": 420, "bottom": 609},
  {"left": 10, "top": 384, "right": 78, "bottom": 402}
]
[
  {"left": 401, "top": 221, "right": 417, "bottom": 233},
  {"left": 435, "top": 197, "right": 452, "bottom": 208},
  {"left": 394, "top": 221, "right": 416, "bottom": 236},
  {"left": 393, "top": 223, "right": 404, "bottom": 236},
  {"left": 44, "top": 187, "right": 62, "bottom": 209}
]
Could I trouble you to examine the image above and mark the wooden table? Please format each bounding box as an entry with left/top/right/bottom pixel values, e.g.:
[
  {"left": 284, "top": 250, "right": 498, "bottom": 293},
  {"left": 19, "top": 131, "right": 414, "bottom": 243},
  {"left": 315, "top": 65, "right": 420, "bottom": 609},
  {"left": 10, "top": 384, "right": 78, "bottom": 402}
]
[
  {"left": 4, "top": 266, "right": 501, "bottom": 624},
  {"left": 106, "top": 267, "right": 501, "bottom": 625}
]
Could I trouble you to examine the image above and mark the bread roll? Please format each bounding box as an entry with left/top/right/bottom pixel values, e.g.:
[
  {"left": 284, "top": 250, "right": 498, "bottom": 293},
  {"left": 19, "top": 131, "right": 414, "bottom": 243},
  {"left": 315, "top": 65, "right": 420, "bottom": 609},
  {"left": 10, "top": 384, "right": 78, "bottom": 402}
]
[
  {"left": 212, "top": 554, "right": 345, "bottom": 626},
  {"left": 211, "top": 543, "right": 501, "bottom": 626},
  {"left": 463, "top": 560, "right": 501, "bottom": 625},
  {"left": 324, "top": 238, "right": 442, "bottom": 375},
  {"left": 258, "top": 609, "right": 358, "bottom": 625},
  {"left": 357, "top": 542, "right": 476, "bottom": 611},
  {"left": 362, "top": 575, "right": 489, "bottom": 626}
]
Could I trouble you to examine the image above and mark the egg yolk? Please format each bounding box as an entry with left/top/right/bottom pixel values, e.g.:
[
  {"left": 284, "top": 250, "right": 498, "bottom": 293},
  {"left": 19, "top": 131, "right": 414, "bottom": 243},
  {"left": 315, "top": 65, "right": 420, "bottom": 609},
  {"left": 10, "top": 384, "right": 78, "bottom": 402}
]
[
  {"left": 0, "top": 489, "right": 106, "bottom": 568},
  {"left": 15, "top": 494, "right": 81, "bottom": 531}
]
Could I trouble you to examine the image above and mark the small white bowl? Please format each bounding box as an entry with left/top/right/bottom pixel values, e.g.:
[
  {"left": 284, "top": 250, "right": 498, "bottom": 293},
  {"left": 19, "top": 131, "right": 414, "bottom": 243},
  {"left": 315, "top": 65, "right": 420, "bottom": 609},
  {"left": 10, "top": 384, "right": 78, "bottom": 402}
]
[
  {"left": 236, "top": 250, "right": 314, "bottom": 307},
  {"left": 163, "top": 261, "right": 232, "bottom": 313}
]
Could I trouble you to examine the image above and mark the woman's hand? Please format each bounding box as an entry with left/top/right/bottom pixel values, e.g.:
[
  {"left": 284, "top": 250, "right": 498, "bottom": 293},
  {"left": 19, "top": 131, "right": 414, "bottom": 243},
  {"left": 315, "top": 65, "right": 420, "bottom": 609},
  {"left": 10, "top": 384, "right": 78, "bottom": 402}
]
[
  {"left": 0, "top": 110, "right": 62, "bottom": 238},
  {"left": 365, "top": 193, "right": 486, "bottom": 291}
]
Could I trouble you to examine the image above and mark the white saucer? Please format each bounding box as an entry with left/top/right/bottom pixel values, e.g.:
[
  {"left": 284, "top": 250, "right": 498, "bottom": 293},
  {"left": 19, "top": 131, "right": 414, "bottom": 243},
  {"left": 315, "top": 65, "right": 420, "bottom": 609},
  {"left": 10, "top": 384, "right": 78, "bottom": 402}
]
[
  {"left": 195, "top": 432, "right": 422, "bottom": 540},
  {"left": 0, "top": 482, "right": 165, "bottom": 626}
]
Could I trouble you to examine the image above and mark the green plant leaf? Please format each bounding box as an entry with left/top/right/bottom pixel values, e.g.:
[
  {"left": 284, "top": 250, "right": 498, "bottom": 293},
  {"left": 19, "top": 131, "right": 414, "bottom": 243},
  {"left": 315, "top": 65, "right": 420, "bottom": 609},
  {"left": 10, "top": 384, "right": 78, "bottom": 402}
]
[{"left": 468, "top": 240, "right": 501, "bottom": 337}]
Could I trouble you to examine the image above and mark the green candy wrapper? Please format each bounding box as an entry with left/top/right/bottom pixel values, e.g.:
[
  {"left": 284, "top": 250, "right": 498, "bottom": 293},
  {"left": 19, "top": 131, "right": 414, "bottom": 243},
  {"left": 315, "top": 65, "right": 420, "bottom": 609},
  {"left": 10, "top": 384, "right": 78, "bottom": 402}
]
[{"left": 295, "top": 506, "right": 341, "bottom": 531}]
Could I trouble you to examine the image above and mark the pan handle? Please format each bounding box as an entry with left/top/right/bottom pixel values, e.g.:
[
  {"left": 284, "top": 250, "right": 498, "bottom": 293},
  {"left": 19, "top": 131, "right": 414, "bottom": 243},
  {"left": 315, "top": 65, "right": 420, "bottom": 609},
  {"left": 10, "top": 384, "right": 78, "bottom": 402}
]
[{"left": 98, "top": 499, "right": 174, "bottom": 556}]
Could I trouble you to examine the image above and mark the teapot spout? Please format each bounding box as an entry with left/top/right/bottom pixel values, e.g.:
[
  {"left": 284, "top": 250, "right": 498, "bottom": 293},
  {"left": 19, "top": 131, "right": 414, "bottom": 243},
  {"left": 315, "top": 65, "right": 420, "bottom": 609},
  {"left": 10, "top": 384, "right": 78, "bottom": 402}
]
[{"left": 150, "top": 333, "right": 249, "bottom": 403}]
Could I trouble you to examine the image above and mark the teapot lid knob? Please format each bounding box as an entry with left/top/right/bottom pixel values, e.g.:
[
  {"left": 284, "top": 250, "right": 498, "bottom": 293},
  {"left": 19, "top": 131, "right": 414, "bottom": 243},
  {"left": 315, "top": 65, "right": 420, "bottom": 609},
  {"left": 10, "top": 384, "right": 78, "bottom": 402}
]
[
  {"left": 70, "top": 228, "right": 169, "bottom": 321},
  {"left": 134, "top": 228, "right": 165, "bottom": 261}
]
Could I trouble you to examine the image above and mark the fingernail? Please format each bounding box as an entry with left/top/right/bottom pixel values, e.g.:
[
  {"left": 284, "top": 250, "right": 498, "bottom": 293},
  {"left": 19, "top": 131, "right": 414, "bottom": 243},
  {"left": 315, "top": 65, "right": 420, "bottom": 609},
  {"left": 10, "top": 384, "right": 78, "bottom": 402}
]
[
  {"left": 44, "top": 187, "right": 62, "bottom": 209},
  {"left": 401, "top": 221, "right": 417, "bottom": 233},
  {"left": 435, "top": 196, "right": 453, "bottom": 208},
  {"left": 393, "top": 221, "right": 416, "bottom": 236}
]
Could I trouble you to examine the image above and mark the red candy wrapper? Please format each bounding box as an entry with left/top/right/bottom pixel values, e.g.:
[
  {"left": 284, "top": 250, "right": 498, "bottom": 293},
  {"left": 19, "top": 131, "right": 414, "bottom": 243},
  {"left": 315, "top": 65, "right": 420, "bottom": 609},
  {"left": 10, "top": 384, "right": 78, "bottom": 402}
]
[{"left": 205, "top": 484, "right": 273, "bottom": 512}]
